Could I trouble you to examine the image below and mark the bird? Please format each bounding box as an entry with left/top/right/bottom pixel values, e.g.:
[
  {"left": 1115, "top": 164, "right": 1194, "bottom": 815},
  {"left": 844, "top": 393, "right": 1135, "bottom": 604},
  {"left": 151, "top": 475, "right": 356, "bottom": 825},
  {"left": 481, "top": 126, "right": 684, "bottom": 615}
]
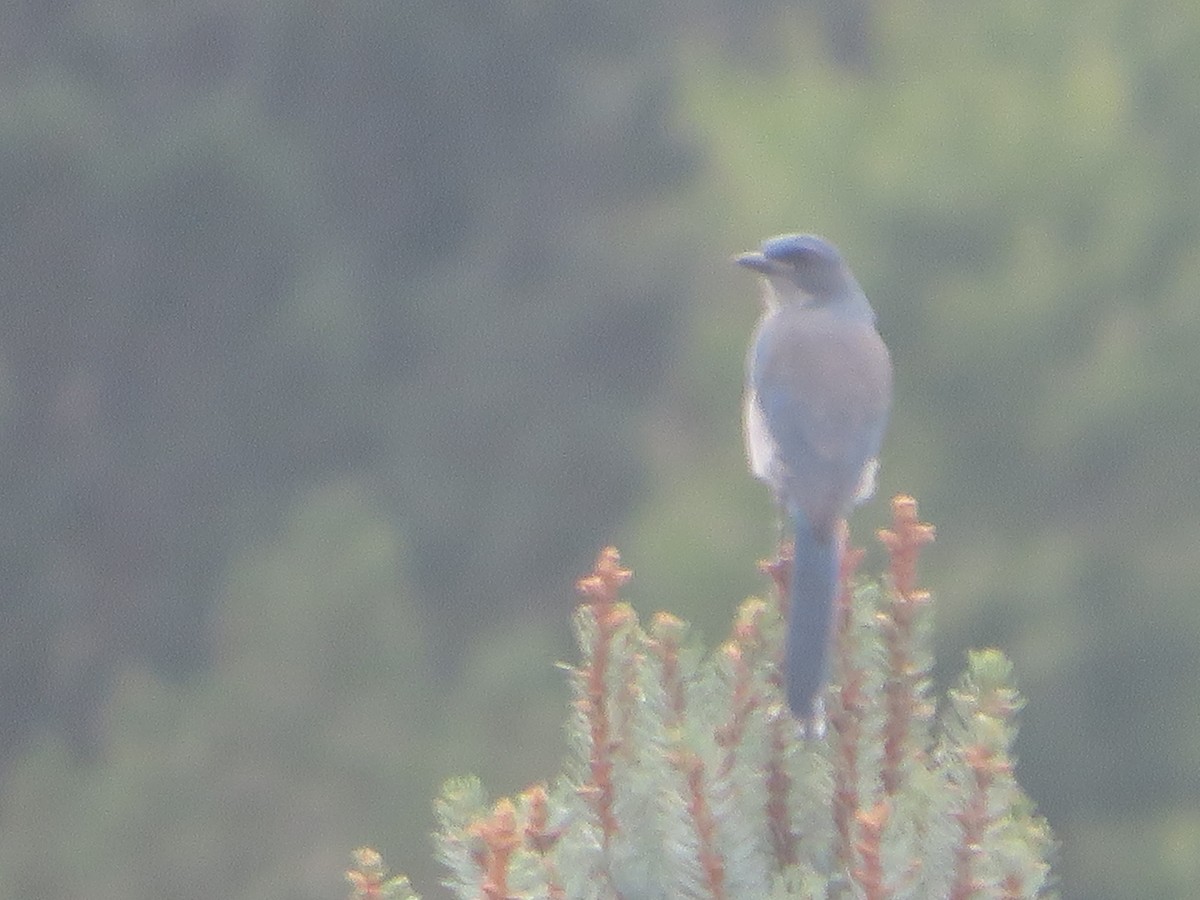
[{"left": 736, "top": 233, "right": 892, "bottom": 729}]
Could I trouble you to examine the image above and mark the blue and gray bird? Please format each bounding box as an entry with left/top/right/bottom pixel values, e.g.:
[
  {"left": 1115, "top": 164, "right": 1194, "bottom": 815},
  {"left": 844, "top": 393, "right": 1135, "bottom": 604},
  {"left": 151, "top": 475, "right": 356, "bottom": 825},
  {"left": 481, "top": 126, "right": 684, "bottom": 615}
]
[{"left": 736, "top": 234, "right": 892, "bottom": 728}]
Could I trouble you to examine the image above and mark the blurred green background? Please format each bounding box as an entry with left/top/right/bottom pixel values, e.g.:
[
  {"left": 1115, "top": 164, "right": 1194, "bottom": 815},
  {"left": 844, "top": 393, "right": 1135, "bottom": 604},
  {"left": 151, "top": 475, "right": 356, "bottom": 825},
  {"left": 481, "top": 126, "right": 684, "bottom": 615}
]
[{"left": 1, "top": 1, "right": 1197, "bottom": 897}]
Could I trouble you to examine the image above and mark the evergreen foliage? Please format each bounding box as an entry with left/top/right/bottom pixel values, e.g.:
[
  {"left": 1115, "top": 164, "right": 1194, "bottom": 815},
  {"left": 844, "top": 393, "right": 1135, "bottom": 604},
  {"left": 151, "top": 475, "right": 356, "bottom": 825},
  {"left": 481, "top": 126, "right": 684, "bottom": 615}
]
[
  {"left": 352, "top": 497, "right": 1055, "bottom": 898},
  {"left": 2, "top": 3, "right": 1199, "bottom": 898},
  {"left": 631, "top": 7, "right": 1200, "bottom": 895}
]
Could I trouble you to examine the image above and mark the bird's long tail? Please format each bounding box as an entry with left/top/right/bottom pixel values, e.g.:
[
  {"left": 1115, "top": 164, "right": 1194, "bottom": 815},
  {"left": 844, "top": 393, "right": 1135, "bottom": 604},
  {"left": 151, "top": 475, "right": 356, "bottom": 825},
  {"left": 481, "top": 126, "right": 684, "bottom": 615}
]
[{"left": 785, "top": 512, "right": 840, "bottom": 723}]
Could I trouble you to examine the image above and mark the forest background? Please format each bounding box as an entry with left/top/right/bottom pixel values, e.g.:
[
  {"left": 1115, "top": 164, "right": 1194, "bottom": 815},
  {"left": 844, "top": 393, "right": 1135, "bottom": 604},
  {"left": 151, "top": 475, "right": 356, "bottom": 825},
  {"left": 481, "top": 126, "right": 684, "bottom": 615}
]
[{"left": 1, "top": 1, "right": 1197, "bottom": 898}]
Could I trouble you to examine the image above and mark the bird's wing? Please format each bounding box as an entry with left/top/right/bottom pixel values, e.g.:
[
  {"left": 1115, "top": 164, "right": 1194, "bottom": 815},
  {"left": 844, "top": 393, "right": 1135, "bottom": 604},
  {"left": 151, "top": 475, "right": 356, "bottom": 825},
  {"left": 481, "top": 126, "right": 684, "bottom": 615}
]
[
  {"left": 749, "top": 310, "right": 891, "bottom": 524},
  {"left": 743, "top": 384, "right": 779, "bottom": 485}
]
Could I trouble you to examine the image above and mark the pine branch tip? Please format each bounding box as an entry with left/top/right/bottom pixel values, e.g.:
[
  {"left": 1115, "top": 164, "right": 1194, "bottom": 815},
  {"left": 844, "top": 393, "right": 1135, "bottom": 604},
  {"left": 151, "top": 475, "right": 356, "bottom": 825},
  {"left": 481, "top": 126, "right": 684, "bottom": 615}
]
[{"left": 370, "top": 493, "right": 1054, "bottom": 898}]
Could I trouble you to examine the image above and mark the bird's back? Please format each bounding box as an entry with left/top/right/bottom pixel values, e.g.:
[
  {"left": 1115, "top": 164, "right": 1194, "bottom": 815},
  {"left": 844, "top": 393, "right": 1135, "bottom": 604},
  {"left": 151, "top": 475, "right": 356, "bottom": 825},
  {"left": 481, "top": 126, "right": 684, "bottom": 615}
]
[{"left": 747, "top": 302, "right": 892, "bottom": 533}]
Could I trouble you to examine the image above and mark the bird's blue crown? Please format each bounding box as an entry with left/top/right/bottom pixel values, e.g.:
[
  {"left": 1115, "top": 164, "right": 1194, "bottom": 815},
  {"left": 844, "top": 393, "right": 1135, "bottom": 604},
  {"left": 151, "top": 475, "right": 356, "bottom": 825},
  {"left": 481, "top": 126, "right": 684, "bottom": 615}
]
[{"left": 759, "top": 234, "right": 843, "bottom": 266}]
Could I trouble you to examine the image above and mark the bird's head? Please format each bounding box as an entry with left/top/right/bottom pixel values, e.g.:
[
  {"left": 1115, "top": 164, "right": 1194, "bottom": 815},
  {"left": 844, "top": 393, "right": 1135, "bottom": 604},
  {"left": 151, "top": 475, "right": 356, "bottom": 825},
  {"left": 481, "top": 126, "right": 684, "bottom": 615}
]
[{"left": 735, "top": 234, "right": 858, "bottom": 305}]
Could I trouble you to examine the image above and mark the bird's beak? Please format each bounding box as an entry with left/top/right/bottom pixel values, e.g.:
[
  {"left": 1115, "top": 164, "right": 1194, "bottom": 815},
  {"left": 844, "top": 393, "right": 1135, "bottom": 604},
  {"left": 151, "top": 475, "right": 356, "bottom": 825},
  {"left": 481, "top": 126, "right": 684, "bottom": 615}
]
[{"left": 734, "top": 251, "right": 785, "bottom": 275}]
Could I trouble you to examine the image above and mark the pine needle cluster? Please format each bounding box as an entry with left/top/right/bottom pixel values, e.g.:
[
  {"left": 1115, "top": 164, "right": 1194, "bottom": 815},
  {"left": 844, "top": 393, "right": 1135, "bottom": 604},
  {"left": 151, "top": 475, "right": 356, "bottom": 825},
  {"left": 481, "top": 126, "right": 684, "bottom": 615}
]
[{"left": 347, "top": 496, "right": 1055, "bottom": 899}]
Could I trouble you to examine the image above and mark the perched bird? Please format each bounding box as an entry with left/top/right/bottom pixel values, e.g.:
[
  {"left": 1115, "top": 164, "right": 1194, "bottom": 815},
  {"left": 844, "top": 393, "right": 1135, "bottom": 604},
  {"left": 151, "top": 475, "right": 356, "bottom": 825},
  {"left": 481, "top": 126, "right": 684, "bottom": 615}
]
[{"left": 736, "top": 234, "right": 892, "bottom": 728}]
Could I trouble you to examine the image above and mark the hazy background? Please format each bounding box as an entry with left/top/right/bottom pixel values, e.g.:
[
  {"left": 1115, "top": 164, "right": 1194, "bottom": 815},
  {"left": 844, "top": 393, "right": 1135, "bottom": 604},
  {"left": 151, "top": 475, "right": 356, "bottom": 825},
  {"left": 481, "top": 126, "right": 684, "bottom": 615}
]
[{"left": 2, "top": 1, "right": 1198, "bottom": 898}]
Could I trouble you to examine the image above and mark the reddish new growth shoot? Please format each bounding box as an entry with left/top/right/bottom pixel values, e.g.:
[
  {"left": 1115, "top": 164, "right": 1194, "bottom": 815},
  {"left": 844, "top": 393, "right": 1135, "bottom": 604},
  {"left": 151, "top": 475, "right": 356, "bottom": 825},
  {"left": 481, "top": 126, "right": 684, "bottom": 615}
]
[
  {"left": 714, "top": 641, "right": 756, "bottom": 782},
  {"left": 649, "top": 611, "right": 687, "bottom": 722},
  {"left": 829, "top": 529, "right": 868, "bottom": 871},
  {"left": 676, "top": 748, "right": 728, "bottom": 900},
  {"left": 345, "top": 847, "right": 389, "bottom": 900},
  {"left": 764, "top": 710, "right": 796, "bottom": 868},
  {"left": 877, "top": 494, "right": 936, "bottom": 601},
  {"left": 876, "top": 495, "right": 936, "bottom": 796},
  {"left": 949, "top": 744, "right": 1011, "bottom": 900},
  {"left": 854, "top": 801, "right": 891, "bottom": 900},
  {"left": 468, "top": 799, "right": 520, "bottom": 900},
  {"left": 759, "top": 550, "right": 792, "bottom": 620},
  {"left": 756, "top": 554, "right": 798, "bottom": 867},
  {"left": 523, "top": 784, "right": 566, "bottom": 900},
  {"left": 574, "top": 547, "right": 633, "bottom": 846}
]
